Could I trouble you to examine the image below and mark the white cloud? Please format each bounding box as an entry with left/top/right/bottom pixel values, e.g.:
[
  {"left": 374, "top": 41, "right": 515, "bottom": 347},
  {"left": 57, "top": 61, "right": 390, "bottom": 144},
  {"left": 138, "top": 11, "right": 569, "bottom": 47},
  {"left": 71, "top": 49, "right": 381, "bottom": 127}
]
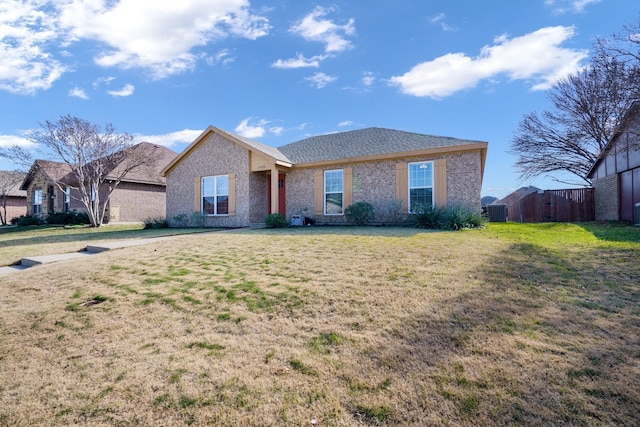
[
  {"left": 0, "top": 1, "right": 271, "bottom": 94},
  {"left": 390, "top": 26, "right": 587, "bottom": 99},
  {"left": 272, "top": 53, "right": 325, "bottom": 69},
  {"left": 69, "top": 86, "right": 89, "bottom": 99},
  {"left": 93, "top": 76, "right": 116, "bottom": 89},
  {"left": 545, "top": 0, "right": 602, "bottom": 13},
  {"left": 235, "top": 118, "right": 268, "bottom": 138},
  {"left": 306, "top": 72, "right": 337, "bottom": 89},
  {"left": 234, "top": 118, "right": 284, "bottom": 138},
  {"left": 290, "top": 6, "right": 355, "bottom": 53},
  {"left": 0, "top": 1, "right": 67, "bottom": 94},
  {"left": 0, "top": 135, "right": 38, "bottom": 148},
  {"left": 58, "top": 0, "right": 271, "bottom": 79},
  {"left": 134, "top": 129, "right": 203, "bottom": 147},
  {"left": 211, "top": 49, "right": 235, "bottom": 66},
  {"left": 338, "top": 121, "right": 357, "bottom": 127},
  {"left": 362, "top": 71, "right": 375, "bottom": 86},
  {"left": 107, "top": 84, "right": 135, "bottom": 97},
  {"left": 430, "top": 13, "right": 457, "bottom": 32},
  {"left": 269, "top": 126, "right": 284, "bottom": 136}
]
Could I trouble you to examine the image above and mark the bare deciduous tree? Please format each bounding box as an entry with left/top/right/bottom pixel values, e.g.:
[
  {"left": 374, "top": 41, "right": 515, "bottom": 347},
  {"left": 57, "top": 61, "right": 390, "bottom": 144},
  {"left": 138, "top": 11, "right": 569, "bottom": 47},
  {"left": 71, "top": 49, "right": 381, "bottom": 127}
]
[
  {"left": 510, "top": 50, "right": 639, "bottom": 185},
  {"left": 15, "top": 115, "right": 162, "bottom": 227}
]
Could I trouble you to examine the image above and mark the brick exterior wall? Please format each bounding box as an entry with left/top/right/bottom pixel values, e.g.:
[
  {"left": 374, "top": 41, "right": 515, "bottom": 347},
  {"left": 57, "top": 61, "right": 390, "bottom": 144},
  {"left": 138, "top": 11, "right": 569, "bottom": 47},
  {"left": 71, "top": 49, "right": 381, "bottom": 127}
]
[
  {"left": 166, "top": 132, "right": 252, "bottom": 228},
  {"left": 2, "top": 196, "right": 26, "bottom": 223},
  {"left": 24, "top": 168, "right": 167, "bottom": 223},
  {"left": 592, "top": 174, "right": 619, "bottom": 221},
  {"left": 166, "top": 133, "right": 484, "bottom": 228},
  {"left": 286, "top": 150, "right": 483, "bottom": 225},
  {"left": 249, "top": 172, "right": 269, "bottom": 223},
  {"left": 108, "top": 182, "right": 166, "bottom": 222}
]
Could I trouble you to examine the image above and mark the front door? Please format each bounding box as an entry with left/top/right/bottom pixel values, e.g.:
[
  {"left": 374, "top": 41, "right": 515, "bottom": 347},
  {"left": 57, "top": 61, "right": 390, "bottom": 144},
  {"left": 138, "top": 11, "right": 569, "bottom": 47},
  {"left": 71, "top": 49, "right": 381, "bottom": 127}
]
[{"left": 267, "top": 173, "right": 286, "bottom": 215}]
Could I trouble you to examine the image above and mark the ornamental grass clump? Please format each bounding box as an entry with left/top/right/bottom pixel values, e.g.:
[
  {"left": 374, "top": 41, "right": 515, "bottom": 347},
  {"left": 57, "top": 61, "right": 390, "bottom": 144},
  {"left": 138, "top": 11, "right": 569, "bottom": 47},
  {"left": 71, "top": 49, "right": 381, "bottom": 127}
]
[{"left": 413, "top": 206, "right": 485, "bottom": 230}]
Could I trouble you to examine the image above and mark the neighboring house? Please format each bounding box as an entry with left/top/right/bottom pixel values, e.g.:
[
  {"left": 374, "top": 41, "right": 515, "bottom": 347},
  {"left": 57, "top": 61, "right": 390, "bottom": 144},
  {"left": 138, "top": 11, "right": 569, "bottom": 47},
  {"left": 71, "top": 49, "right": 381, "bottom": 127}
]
[
  {"left": 162, "top": 126, "right": 488, "bottom": 227},
  {"left": 0, "top": 170, "right": 27, "bottom": 223},
  {"left": 20, "top": 143, "right": 177, "bottom": 223},
  {"left": 588, "top": 102, "right": 640, "bottom": 223}
]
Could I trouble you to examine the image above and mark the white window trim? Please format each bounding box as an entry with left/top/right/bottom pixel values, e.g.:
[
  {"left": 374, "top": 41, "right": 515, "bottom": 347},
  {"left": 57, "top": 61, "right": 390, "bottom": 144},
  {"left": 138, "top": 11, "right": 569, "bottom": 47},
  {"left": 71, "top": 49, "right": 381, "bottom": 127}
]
[
  {"left": 202, "top": 175, "right": 229, "bottom": 216},
  {"left": 324, "top": 169, "right": 344, "bottom": 216},
  {"left": 408, "top": 161, "right": 434, "bottom": 213}
]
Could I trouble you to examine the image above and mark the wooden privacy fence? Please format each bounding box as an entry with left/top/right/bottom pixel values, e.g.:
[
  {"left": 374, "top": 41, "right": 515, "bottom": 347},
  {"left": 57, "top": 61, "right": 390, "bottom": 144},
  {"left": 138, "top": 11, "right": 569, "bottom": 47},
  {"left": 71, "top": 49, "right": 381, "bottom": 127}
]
[{"left": 507, "top": 188, "right": 595, "bottom": 223}]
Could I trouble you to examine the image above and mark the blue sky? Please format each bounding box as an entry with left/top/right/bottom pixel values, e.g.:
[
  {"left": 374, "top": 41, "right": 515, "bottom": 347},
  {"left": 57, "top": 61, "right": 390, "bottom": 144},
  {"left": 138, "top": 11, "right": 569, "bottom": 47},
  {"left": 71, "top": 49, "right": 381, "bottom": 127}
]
[{"left": 1, "top": 0, "right": 638, "bottom": 198}]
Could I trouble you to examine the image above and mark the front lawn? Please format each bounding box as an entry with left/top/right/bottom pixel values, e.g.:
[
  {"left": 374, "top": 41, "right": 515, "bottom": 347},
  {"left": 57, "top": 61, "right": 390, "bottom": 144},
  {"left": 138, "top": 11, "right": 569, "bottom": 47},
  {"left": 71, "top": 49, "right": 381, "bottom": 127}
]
[
  {"left": 0, "top": 224, "right": 211, "bottom": 266},
  {"left": 0, "top": 223, "right": 638, "bottom": 425}
]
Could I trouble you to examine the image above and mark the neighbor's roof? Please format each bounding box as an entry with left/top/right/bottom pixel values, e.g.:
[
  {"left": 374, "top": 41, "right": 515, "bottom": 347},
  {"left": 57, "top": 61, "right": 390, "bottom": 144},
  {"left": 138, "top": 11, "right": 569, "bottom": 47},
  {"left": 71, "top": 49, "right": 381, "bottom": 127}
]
[
  {"left": 0, "top": 170, "right": 27, "bottom": 197},
  {"left": 20, "top": 143, "right": 176, "bottom": 189},
  {"left": 278, "top": 127, "right": 487, "bottom": 164},
  {"left": 20, "top": 159, "right": 73, "bottom": 190},
  {"left": 104, "top": 142, "right": 177, "bottom": 185}
]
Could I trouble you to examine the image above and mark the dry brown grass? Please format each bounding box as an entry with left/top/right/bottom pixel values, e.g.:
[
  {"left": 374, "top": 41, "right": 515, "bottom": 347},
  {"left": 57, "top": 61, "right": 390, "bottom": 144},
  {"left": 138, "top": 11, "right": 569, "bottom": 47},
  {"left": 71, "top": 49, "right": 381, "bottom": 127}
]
[{"left": 0, "top": 224, "right": 638, "bottom": 426}]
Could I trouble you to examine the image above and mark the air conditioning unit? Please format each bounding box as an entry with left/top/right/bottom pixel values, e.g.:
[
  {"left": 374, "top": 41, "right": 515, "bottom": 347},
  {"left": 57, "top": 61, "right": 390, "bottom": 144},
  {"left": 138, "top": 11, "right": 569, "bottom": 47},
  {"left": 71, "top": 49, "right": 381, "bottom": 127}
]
[
  {"left": 634, "top": 203, "right": 640, "bottom": 226},
  {"left": 487, "top": 204, "right": 507, "bottom": 222}
]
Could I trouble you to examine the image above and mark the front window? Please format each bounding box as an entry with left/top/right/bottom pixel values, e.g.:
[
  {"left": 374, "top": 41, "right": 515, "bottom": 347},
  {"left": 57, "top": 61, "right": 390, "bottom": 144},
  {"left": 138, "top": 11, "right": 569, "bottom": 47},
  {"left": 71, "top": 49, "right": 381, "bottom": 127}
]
[
  {"left": 64, "top": 186, "right": 70, "bottom": 212},
  {"left": 409, "top": 161, "right": 433, "bottom": 212},
  {"left": 202, "top": 175, "right": 229, "bottom": 215},
  {"left": 324, "top": 169, "right": 343, "bottom": 215},
  {"left": 33, "top": 189, "right": 43, "bottom": 215}
]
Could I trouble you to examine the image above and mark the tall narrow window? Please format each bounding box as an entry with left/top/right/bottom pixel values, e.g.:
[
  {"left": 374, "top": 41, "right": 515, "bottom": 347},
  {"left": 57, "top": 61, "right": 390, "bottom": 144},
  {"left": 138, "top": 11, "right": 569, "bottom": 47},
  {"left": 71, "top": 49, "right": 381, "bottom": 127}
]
[
  {"left": 408, "top": 161, "right": 433, "bottom": 212},
  {"left": 202, "top": 175, "right": 229, "bottom": 215},
  {"left": 324, "top": 169, "right": 343, "bottom": 215},
  {"left": 64, "top": 186, "right": 70, "bottom": 212},
  {"left": 33, "top": 189, "right": 43, "bottom": 215}
]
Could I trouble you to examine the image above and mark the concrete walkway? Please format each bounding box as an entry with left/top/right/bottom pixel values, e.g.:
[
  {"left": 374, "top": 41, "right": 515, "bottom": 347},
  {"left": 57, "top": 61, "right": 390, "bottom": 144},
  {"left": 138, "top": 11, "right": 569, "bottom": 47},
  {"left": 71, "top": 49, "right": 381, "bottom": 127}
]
[{"left": 0, "top": 236, "right": 175, "bottom": 276}]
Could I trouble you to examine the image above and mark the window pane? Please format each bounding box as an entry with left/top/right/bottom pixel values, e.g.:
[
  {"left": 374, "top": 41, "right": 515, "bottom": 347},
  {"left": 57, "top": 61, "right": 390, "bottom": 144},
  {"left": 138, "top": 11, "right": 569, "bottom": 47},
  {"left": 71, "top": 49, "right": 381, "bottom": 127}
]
[
  {"left": 409, "top": 162, "right": 432, "bottom": 188},
  {"left": 325, "top": 193, "right": 343, "bottom": 214},
  {"left": 216, "top": 175, "right": 229, "bottom": 195},
  {"left": 203, "top": 197, "right": 216, "bottom": 215},
  {"left": 202, "top": 177, "right": 215, "bottom": 196},
  {"left": 34, "top": 190, "right": 42, "bottom": 205},
  {"left": 410, "top": 188, "right": 433, "bottom": 210},
  {"left": 324, "top": 170, "right": 343, "bottom": 192},
  {"left": 217, "top": 195, "right": 229, "bottom": 215}
]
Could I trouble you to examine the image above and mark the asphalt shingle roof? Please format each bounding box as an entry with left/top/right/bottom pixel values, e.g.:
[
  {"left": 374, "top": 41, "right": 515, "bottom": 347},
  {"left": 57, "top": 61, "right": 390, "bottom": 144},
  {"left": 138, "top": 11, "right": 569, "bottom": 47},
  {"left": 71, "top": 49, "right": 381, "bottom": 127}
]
[{"left": 277, "top": 127, "right": 485, "bottom": 164}]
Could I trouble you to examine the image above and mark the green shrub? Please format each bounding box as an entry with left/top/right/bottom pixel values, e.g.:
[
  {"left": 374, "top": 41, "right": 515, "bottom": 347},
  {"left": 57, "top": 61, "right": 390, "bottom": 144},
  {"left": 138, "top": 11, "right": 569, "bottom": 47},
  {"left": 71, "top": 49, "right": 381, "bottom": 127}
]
[
  {"left": 412, "top": 205, "right": 446, "bottom": 229},
  {"left": 144, "top": 217, "right": 169, "bottom": 229},
  {"left": 412, "top": 206, "right": 485, "bottom": 230},
  {"left": 265, "top": 213, "right": 287, "bottom": 228},
  {"left": 345, "top": 201, "right": 375, "bottom": 225},
  {"left": 11, "top": 214, "right": 43, "bottom": 226},
  {"left": 46, "top": 211, "right": 89, "bottom": 225},
  {"left": 171, "top": 212, "right": 204, "bottom": 228}
]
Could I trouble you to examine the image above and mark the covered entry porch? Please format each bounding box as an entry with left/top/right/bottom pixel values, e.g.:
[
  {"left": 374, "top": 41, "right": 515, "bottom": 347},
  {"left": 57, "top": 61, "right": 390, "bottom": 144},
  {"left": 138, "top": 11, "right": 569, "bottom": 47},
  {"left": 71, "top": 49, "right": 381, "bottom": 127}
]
[{"left": 248, "top": 150, "right": 291, "bottom": 224}]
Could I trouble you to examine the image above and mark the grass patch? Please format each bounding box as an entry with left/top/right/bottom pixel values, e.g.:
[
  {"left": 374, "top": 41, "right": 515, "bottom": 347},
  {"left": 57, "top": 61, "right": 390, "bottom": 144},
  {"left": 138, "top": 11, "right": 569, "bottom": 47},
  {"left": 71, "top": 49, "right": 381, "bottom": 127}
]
[
  {"left": 289, "top": 358, "right": 316, "bottom": 376},
  {"left": 0, "top": 223, "right": 638, "bottom": 425},
  {"left": 187, "top": 341, "right": 225, "bottom": 356}
]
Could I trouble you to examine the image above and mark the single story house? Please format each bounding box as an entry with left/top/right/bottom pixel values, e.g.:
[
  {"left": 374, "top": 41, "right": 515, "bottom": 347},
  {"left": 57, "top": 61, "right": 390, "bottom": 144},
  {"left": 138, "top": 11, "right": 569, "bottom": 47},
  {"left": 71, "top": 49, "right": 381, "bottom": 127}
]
[
  {"left": 588, "top": 102, "right": 640, "bottom": 223},
  {"left": 21, "top": 143, "right": 177, "bottom": 223},
  {"left": 162, "top": 126, "right": 488, "bottom": 227},
  {"left": 0, "top": 170, "right": 27, "bottom": 224}
]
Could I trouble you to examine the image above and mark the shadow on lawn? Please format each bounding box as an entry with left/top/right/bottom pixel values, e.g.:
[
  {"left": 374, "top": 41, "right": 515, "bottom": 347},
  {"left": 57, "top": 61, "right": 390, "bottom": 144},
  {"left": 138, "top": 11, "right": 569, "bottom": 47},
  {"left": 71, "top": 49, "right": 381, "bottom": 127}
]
[
  {"left": 0, "top": 227, "right": 211, "bottom": 249},
  {"left": 577, "top": 222, "right": 640, "bottom": 243},
  {"left": 371, "top": 241, "right": 640, "bottom": 425}
]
